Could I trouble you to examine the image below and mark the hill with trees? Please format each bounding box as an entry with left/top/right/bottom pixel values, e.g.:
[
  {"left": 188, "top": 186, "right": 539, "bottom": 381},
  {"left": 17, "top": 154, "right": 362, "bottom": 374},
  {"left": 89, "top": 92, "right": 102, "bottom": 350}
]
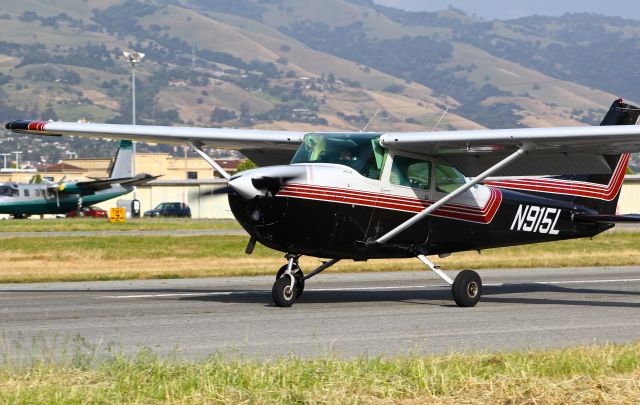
[{"left": 0, "top": 0, "right": 637, "bottom": 166}]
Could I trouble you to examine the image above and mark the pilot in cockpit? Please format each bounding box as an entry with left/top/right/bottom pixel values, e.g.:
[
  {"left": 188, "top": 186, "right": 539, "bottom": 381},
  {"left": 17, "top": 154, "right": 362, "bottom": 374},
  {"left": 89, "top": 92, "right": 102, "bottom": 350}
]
[{"left": 339, "top": 148, "right": 356, "bottom": 161}]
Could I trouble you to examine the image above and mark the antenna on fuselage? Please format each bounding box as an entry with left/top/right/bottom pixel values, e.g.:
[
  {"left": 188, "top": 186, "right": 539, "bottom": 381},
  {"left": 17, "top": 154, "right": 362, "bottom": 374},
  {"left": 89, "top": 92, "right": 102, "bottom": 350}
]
[
  {"left": 431, "top": 106, "right": 449, "bottom": 131},
  {"left": 360, "top": 107, "right": 381, "bottom": 133}
]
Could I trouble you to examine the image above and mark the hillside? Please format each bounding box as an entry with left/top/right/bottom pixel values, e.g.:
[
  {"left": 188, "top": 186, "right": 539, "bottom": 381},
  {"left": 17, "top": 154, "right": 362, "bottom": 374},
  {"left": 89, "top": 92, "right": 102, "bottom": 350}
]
[{"left": 0, "top": 0, "right": 638, "bottom": 166}]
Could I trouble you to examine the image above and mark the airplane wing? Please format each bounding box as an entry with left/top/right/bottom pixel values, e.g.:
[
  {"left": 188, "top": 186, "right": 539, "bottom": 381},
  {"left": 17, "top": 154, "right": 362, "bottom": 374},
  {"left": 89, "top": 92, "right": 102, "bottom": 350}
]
[
  {"left": 7, "top": 114, "right": 640, "bottom": 176},
  {"left": 5, "top": 120, "right": 306, "bottom": 166},
  {"left": 55, "top": 173, "right": 160, "bottom": 193},
  {"left": 380, "top": 125, "right": 640, "bottom": 176}
]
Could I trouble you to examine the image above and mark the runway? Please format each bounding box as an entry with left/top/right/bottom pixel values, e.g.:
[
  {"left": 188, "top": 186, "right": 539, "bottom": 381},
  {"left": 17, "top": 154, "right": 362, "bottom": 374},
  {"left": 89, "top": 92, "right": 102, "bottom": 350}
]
[{"left": 1, "top": 267, "right": 640, "bottom": 360}]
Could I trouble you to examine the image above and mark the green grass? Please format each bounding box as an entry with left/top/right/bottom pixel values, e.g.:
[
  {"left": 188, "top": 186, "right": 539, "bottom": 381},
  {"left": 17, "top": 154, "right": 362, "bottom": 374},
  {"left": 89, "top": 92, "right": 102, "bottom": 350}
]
[
  {"left": 0, "top": 218, "right": 242, "bottom": 232},
  {"left": 1, "top": 341, "right": 640, "bottom": 403}
]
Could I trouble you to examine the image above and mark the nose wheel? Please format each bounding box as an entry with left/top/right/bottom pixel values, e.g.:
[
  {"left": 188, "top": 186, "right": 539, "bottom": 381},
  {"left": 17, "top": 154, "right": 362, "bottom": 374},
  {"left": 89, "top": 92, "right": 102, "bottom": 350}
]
[
  {"left": 272, "top": 277, "right": 299, "bottom": 307},
  {"left": 275, "top": 264, "right": 305, "bottom": 298},
  {"left": 272, "top": 255, "right": 304, "bottom": 307}
]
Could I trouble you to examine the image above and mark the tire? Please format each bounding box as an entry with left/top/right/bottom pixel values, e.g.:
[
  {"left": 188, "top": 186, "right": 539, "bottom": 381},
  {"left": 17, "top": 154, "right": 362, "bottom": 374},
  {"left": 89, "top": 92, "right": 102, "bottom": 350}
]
[
  {"left": 272, "top": 276, "right": 297, "bottom": 307},
  {"left": 276, "top": 264, "right": 305, "bottom": 298},
  {"left": 452, "top": 270, "right": 482, "bottom": 307}
]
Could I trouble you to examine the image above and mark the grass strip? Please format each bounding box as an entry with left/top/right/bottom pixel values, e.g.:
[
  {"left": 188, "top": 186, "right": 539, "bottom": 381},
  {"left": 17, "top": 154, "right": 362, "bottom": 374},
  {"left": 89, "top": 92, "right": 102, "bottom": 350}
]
[
  {"left": 0, "top": 232, "right": 639, "bottom": 283},
  {"left": 1, "top": 342, "right": 640, "bottom": 403},
  {"left": 0, "top": 218, "right": 241, "bottom": 232}
]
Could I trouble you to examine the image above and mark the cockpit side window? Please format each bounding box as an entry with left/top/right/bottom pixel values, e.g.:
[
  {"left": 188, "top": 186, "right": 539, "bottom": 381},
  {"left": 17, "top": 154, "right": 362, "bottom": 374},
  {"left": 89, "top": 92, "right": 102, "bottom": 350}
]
[
  {"left": 436, "top": 164, "right": 467, "bottom": 193},
  {"left": 291, "top": 133, "right": 384, "bottom": 180},
  {"left": 389, "top": 155, "right": 431, "bottom": 191}
]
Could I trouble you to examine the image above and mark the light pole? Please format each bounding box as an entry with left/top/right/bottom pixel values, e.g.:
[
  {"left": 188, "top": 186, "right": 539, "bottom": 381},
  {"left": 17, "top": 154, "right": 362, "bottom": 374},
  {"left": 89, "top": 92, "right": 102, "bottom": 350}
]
[
  {"left": 0, "top": 153, "right": 10, "bottom": 170},
  {"left": 12, "top": 151, "right": 22, "bottom": 170},
  {"left": 122, "top": 51, "right": 145, "bottom": 207}
]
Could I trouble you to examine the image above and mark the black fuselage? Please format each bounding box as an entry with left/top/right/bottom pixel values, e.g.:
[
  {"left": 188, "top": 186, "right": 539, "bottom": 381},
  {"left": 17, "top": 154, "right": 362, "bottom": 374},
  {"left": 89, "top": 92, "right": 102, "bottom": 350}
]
[{"left": 229, "top": 187, "right": 612, "bottom": 260}]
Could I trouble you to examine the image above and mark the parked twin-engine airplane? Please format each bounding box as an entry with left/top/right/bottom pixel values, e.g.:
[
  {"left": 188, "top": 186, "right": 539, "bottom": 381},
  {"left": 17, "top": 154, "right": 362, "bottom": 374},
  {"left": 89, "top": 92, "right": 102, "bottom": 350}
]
[
  {"left": 6, "top": 99, "right": 640, "bottom": 307},
  {"left": 0, "top": 140, "right": 157, "bottom": 218}
]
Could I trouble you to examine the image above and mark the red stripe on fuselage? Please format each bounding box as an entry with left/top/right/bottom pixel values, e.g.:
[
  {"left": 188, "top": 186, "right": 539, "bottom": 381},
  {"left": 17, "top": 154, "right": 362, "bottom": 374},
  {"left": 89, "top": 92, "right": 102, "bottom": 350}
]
[
  {"left": 484, "top": 154, "right": 629, "bottom": 201},
  {"left": 277, "top": 184, "right": 502, "bottom": 224}
]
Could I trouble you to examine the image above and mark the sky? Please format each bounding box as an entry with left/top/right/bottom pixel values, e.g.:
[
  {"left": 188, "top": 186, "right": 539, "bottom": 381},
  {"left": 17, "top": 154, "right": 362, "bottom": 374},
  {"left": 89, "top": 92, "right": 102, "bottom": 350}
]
[{"left": 374, "top": 0, "right": 640, "bottom": 21}]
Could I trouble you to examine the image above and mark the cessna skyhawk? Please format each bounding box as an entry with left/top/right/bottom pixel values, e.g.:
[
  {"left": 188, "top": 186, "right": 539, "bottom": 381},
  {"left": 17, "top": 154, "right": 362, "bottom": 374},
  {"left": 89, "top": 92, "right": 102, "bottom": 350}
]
[
  {"left": 6, "top": 99, "right": 640, "bottom": 307},
  {"left": 0, "top": 140, "right": 157, "bottom": 218}
]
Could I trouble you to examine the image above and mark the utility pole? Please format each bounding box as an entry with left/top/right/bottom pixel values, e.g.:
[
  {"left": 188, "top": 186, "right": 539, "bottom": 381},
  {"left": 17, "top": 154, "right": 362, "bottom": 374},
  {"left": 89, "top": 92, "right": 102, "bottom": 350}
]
[
  {"left": 122, "top": 51, "right": 145, "bottom": 208},
  {"left": 11, "top": 151, "right": 22, "bottom": 170},
  {"left": 0, "top": 153, "right": 10, "bottom": 169}
]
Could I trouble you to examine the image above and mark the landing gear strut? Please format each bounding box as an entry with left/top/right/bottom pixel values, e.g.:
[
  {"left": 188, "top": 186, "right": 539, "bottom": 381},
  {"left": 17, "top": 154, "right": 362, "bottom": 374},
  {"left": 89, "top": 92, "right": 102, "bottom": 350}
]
[
  {"left": 271, "top": 254, "right": 341, "bottom": 307},
  {"left": 417, "top": 254, "right": 482, "bottom": 307},
  {"left": 275, "top": 261, "right": 304, "bottom": 299}
]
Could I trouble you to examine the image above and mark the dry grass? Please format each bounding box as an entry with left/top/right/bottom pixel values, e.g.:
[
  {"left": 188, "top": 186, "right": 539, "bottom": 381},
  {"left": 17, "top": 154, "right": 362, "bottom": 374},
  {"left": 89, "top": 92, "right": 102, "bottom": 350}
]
[{"left": 0, "top": 232, "right": 639, "bottom": 283}]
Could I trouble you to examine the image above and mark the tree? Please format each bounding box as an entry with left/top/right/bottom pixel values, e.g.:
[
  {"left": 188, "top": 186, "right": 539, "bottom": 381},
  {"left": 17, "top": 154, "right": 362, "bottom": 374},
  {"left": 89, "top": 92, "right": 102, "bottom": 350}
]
[
  {"left": 236, "top": 159, "right": 256, "bottom": 172},
  {"left": 29, "top": 174, "right": 43, "bottom": 184},
  {"left": 210, "top": 107, "right": 237, "bottom": 123}
]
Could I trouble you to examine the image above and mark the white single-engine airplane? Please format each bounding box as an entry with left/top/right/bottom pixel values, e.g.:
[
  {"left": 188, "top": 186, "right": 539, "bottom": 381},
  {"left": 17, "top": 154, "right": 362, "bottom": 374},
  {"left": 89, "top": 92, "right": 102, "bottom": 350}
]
[{"left": 7, "top": 99, "right": 640, "bottom": 307}]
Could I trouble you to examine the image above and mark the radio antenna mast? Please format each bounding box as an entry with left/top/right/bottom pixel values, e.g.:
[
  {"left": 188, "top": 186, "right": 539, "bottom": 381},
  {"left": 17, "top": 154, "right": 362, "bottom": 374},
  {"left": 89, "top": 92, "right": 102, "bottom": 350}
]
[
  {"left": 431, "top": 106, "right": 449, "bottom": 131},
  {"left": 360, "top": 107, "right": 381, "bottom": 132}
]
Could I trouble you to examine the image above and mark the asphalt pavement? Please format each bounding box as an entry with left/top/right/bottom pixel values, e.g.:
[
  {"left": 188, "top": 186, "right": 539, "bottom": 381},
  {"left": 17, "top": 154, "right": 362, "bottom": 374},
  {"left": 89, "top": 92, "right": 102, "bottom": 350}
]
[{"left": 2, "top": 267, "right": 640, "bottom": 360}]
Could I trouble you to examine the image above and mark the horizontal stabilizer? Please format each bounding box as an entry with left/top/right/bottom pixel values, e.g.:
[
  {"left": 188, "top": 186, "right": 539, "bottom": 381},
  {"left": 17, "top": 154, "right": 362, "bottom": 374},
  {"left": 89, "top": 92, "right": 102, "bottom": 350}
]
[
  {"left": 55, "top": 173, "right": 159, "bottom": 193},
  {"left": 118, "top": 173, "right": 161, "bottom": 186},
  {"left": 573, "top": 213, "right": 640, "bottom": 223}
]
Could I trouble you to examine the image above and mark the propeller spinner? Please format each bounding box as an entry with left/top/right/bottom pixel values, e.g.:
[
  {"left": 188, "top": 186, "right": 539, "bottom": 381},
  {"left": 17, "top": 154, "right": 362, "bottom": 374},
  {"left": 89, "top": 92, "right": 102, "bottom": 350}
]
[{"left": 203, "top": 165, "right": 306, "bottom": 199}]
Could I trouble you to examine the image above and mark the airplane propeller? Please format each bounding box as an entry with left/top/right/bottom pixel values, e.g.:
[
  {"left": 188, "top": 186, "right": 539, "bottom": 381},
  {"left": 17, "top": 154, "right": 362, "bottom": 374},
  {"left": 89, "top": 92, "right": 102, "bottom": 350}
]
[
  {"left": 201, "top": 165, "right": 306, "bottom": 200},
  {"left": 43, "top": 176, "right": 67, "bottom": 207}
]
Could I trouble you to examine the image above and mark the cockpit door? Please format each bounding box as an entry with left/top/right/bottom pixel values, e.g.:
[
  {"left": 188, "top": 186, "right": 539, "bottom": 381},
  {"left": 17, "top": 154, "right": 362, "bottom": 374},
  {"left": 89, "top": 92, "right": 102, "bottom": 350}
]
[{"left": 369, "top": 153, "right": 432, "bottom": 245}]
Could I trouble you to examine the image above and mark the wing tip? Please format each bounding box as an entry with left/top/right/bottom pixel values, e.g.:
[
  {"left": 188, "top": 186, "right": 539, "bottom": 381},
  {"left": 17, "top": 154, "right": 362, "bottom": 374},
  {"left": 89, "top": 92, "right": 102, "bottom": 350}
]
[{"left": 5, "top": 120, "right": 48, "bottom": 131}]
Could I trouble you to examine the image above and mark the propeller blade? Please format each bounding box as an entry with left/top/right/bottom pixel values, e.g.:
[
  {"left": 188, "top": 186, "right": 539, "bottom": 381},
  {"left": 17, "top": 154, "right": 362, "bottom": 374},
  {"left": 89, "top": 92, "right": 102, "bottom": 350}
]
[
  {"left": 251, "top": 175, "right": 298, "bottom": 193},
  {"left": 199, "top": 185, "right": 233, "bottom": 197},
  {"left": 201, "top": 165, "right": 307, "bottom": 200}
]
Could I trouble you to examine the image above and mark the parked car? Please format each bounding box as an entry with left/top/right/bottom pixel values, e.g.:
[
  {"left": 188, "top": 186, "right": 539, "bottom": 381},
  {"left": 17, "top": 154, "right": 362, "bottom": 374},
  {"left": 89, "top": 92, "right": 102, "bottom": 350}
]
[
  {"left": 144, "top": 202, "right": 191, "bottom": 218},
  {"left": 66, "top": 206, "right": 108, "bottom": 218}
]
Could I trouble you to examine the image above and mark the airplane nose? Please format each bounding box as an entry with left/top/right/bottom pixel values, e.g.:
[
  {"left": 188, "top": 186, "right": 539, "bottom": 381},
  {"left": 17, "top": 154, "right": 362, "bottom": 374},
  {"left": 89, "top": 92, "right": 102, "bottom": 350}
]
[
  {"left": 228, "top": 166, "right": 306, "bottom": 200},
  {"left": 228, "top": 174, "right": 262, "bottom": 200}
]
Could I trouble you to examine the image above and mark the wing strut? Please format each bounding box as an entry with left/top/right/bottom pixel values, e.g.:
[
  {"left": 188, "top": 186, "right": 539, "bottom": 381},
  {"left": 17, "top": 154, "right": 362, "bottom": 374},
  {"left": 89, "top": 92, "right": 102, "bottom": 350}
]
[
  {"left": 188, "top": 142, "right": 231, "bottom": 180},
  {"left": 376, "top": 143, "right": 533, "bottom": 244}
]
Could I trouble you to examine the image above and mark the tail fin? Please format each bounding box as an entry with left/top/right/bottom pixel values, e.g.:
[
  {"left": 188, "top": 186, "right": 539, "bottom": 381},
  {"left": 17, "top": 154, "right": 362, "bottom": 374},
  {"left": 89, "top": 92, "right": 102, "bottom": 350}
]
[
  {"left": 570, "top": 99, "right": 639, "bottom": 214},
  {"left": 109, "top": 140, "right": 134, "bottom": 179},
  {"left": 485, "top": 99, "right": 639, "bottom": 215}
]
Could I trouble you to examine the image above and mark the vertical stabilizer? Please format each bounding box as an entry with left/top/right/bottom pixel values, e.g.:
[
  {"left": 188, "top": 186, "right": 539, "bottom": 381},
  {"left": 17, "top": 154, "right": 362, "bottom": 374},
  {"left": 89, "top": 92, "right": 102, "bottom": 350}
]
[
  {"left": 109, "top": 140, "right": 134, "bottom": 179},
  {"left": 573, "top": 99, "right": 640, "bottom": 214},
  {"left": 485, "top": 99, "right": 639, "bottom": 215}
]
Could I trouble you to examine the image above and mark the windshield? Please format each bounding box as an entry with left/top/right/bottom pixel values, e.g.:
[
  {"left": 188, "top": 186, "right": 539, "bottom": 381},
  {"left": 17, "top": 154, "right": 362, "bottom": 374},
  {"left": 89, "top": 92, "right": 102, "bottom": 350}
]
[
  {"left": 0, "top": 185, "right": 18, "bottom": 197},
  {"left": 291, "top": 133, "right": 385, "bottom": 179},
  {"left": 154, "top": 203, "right": 171, "bottom": 210}
]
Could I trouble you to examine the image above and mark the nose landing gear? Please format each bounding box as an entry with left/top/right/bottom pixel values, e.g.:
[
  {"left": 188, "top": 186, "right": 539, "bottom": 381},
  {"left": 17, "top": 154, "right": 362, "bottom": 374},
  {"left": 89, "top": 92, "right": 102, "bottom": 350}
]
[
  {"left": 272, "top": 254, "right": 303, "bottom": 307},
  {"left": 271, "top": 254, "right": 341, "bottom": 307}
]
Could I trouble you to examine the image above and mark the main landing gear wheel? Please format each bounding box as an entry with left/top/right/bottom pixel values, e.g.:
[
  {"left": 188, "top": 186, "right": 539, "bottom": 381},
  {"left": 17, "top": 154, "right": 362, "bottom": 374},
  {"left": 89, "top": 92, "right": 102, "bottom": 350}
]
[
  {"left": 452, "top": 269, "right": 482, "bottom": 307},
  {"left": 276, "top": 264, "right": 305, "bottom": 298}
]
